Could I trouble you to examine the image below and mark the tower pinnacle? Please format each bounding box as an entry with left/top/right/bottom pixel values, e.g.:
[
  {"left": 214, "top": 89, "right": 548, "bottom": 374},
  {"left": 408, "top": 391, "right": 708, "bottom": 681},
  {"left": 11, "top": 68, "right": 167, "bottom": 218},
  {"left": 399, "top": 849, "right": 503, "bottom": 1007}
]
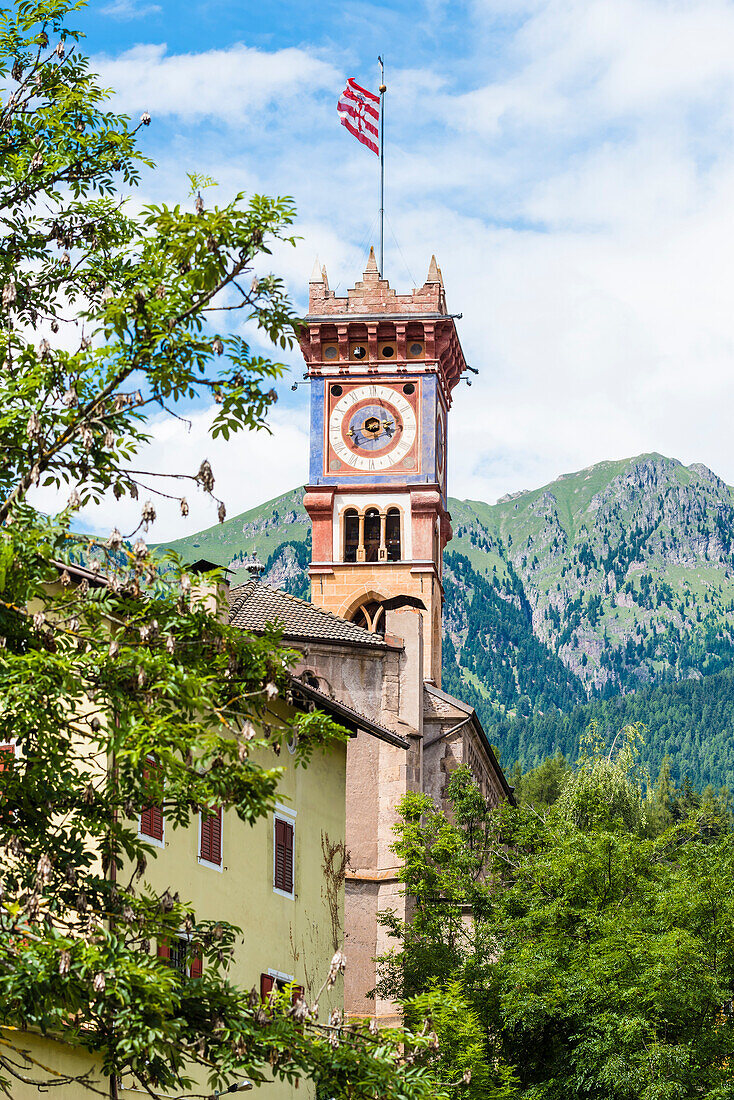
[
  {"left": 426, "top": 254, "right": 442, "bottom": 285},
  {"left": 363, "top": 245, "right": 379, "bottom": 280}
]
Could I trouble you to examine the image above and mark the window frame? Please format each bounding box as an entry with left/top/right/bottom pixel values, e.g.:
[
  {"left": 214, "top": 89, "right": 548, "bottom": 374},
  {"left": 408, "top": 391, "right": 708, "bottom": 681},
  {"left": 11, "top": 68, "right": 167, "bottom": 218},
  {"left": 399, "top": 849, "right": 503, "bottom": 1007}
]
[
  {"left": 157, "top": 932, "right": 202, "bottom": 979},
  {"left": 0, "top": 741, "right": 18, "bottom": 824},
  {"left": 198, "top": 804, "right": 223, "bottom": 871},
  {"left": 273, "top": 807, "right": 296, "bottom": 900},
  {"left": 138, "top": 755, "right": 165, "bottom": 848},
  {"left": 260, "top": 969, "right": 303, "bottom": 1005}
]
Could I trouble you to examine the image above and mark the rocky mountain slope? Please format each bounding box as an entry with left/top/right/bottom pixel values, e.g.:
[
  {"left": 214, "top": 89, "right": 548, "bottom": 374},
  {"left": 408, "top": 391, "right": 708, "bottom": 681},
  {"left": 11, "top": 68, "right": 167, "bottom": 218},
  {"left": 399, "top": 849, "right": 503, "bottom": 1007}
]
[{"left": 161, "top": 454, "right": 734, "bottom": 784}]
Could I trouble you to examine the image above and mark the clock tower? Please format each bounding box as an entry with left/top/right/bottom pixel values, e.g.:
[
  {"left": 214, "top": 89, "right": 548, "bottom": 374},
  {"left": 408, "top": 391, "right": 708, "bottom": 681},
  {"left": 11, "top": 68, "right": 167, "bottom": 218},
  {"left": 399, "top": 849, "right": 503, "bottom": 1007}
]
[{"left": 301, "top": 248, "right": 467, "bottom": 685}]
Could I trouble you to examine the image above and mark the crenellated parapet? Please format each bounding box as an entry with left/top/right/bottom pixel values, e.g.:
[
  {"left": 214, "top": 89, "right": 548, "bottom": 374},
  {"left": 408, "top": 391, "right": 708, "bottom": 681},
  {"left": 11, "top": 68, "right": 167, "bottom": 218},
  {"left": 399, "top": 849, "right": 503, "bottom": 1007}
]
[{"left": 300, "top": 248, "right": 468, "bottom": 406}]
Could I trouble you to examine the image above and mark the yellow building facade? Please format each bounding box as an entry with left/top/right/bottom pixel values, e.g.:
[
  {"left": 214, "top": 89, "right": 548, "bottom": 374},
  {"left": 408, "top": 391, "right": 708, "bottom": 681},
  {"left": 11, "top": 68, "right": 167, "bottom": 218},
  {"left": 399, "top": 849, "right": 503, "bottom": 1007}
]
[{"left": 2, "top": 680, "right": 381, "bottom": 1100}]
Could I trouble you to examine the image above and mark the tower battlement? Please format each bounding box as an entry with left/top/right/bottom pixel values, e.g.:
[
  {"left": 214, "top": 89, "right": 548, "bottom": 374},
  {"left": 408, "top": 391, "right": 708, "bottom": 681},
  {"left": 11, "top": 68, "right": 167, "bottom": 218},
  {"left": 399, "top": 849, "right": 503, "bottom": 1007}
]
[
  {"left": 308, "top": 247, "right": 447, "bottom": 317},
  {"left": 300, "top": 248, "right": 467, "bottom": 404}
]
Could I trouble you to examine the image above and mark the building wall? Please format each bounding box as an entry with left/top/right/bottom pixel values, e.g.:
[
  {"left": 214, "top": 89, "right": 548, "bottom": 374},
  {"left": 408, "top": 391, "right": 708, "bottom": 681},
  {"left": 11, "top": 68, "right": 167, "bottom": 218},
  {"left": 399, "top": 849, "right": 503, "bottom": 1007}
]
[
  {"left": 308, "top": 563, "right": 443, "bottom": 684},
  {"left": 5, "top": 715, "right": 347, "bottom": 1100}
]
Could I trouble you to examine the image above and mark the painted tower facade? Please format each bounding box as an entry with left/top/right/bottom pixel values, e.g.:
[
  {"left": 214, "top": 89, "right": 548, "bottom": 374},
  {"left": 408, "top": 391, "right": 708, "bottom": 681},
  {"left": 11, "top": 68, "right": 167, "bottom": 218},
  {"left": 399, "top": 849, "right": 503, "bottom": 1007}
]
[{"left": 301, "top": 248, "right": 468, "bottom": 684}]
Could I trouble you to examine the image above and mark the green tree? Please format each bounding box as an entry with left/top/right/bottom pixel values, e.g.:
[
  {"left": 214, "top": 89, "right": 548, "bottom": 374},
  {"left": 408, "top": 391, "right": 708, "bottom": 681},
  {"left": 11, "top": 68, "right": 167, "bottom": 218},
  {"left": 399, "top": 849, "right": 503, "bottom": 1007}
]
[
  {"left": 381, "top": 740, "right": 734, "bottom": 1099},
  {"left": 0, "top": 5, "right": 452, "bottom": 1100}
]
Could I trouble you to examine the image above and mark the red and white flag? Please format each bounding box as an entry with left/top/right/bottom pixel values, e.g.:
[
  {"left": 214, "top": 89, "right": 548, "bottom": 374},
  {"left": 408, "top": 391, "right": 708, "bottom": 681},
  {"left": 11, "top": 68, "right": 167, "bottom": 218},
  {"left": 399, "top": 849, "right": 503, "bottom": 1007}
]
[{"left": 337, "top": 78, "right": 380, "bottom": 156}]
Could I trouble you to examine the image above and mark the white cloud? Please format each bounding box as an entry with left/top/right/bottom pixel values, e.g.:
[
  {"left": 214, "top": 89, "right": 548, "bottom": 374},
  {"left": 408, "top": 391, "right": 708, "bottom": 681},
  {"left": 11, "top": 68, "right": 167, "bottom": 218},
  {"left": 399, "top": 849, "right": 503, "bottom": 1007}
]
[
  {"left": 100, "top": 0, "right": 162, "bottom": 19},
  {"left": 73, "top": 0, "right": 734, "bottom": 521},
  {"left": 92, "top": 42, "right": 341, "bottom": 124}
]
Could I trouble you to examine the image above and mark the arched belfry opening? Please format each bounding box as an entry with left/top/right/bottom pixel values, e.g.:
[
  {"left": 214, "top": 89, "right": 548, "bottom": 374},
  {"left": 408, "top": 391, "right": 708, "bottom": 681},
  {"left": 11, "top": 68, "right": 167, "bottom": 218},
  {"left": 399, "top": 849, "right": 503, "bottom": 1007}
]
[
  {"left": 351, "top": 600, "right": 385, "bottom": 634},
  {"left": 346, "top": 592, "right": 427, "bottom": 636}
]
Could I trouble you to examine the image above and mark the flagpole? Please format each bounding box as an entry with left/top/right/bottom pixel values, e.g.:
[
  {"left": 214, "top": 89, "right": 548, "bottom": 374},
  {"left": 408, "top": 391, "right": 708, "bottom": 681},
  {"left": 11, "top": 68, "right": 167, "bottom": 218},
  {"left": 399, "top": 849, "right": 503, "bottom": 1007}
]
[{"left": 378, "top": 56, "right": 386, "bottom": 278}]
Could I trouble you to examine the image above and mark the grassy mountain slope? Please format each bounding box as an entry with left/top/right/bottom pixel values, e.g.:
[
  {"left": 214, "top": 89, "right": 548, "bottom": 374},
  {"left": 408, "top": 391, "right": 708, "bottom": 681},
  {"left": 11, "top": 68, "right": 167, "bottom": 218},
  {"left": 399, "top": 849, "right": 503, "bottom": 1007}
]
[{"left": 158, "top": 453, "right": 734, "bottom": 787}]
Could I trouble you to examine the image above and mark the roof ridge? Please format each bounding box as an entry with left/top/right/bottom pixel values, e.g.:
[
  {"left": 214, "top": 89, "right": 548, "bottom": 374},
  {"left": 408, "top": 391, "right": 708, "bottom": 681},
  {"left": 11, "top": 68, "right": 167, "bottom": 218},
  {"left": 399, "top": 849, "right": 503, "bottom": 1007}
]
[
  {"left": 238, "top": 580, "right": 377, "bottom": 642},
  {"left": 227, "top": 579, "right": 386, "bottom": 648},
  {"left": 268, "top": 583, "right": 376, "bottom": 636}
]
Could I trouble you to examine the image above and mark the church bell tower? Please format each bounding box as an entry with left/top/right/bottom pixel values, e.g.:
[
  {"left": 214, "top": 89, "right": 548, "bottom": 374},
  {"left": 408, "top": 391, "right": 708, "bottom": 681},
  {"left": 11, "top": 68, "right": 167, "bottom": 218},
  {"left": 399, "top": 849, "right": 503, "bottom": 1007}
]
[{"left": 301, "top": 248, "right": 468, "bottom": 685}]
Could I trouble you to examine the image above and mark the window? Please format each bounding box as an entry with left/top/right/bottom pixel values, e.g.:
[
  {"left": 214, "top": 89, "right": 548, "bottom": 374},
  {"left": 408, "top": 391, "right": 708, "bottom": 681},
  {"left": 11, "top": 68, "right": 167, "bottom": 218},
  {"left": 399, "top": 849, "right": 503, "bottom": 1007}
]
[
  {"left": 158, "top": 935, "right": 202, "bottom": 978},
  {"left": 364, "top": 508, "right": 380, "bottom": 562},
  {"left": 386, "top": 509, "right": 401, "bottom": 561},
  {"left": 0, "top": 743, "right": 16, "bottom": 824},
  {"left": 351, "top": 601, "right": 385, "bottom": 634},
  {"left": 260, "top": 971, "right": 303, "bottom": 1004},
  {"left": 199, "top": 805, "right": 222, "bottom": 869},
  {"left": 344, "top": 509, "right": 359, "bottom": 563},
  {"left": 139, "top": 756, "right": 164, "bottom": 846},
  {"left": 344, "top": 507, "right": 402, "bottom": 563},
  {"left": 273, "top": 816, "right": 294, "bottom": 896}
]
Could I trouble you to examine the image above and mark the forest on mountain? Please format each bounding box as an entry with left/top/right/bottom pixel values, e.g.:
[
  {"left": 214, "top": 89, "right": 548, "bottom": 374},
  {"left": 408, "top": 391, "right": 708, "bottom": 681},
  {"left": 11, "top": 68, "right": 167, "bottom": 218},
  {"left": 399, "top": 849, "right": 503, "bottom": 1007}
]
[{"left": 161, "top": 453, "right": 734, "bottom": 790}]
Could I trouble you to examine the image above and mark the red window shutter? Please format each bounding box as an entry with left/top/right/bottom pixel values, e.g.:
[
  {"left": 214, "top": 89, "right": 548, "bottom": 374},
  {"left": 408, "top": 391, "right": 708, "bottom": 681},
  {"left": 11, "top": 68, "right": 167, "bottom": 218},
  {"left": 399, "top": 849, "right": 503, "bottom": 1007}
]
[
  {"left": 274, "top": 818, "right": 294, "bottom": 893},
  {"left": 140, "top": 760, "right": 163, "bottom": 841},
  {"left": 200, "top": 806, "right": 222, "bottom": 865},
  {"left": 283, "top": 820, "right": 294, "bottom": 893},
  {"left": 157, "top": 938, "right": 170, "bottom": 960},
  {"left": 189, "top": 944, "right": 202, "bottom": 979},
  {"left": 0, "top": 745, "right": 14, "bottom": 824},
  {"left": 260, "top": 972, "right": 275, "bottom": 1001},
  {"left": 292, "top": 984, "right": 304, "bottom": 1005}
]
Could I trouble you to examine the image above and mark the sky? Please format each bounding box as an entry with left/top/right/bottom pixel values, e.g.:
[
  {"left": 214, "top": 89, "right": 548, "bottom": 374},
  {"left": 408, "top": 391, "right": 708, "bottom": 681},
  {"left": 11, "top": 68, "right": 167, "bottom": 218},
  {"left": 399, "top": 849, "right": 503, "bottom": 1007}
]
[{"left": 37, "top": 0, "right": 734, "bottom": 538}]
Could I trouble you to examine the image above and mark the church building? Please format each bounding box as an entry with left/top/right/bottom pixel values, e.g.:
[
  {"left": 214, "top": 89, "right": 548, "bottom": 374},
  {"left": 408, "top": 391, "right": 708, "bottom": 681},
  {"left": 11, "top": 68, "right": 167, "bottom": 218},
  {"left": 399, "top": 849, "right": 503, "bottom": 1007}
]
[{"left": 228, "top": 250, "right": 514, "bottom": 1024}]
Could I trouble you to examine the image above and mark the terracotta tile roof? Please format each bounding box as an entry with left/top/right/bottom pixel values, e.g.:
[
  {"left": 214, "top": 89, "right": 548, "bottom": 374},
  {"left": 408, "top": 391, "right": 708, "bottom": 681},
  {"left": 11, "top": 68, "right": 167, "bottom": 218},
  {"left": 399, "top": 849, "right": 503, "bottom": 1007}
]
[{"left": 228, "top": 580, "right": 388, "bottom": 649}]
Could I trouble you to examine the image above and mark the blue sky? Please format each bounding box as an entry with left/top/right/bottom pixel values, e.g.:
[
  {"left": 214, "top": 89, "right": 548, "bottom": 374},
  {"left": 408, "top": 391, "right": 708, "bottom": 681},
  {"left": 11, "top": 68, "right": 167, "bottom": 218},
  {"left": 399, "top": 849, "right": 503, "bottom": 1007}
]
[{"left": 45, "top": 0, "right": 734, "bottom": 537}]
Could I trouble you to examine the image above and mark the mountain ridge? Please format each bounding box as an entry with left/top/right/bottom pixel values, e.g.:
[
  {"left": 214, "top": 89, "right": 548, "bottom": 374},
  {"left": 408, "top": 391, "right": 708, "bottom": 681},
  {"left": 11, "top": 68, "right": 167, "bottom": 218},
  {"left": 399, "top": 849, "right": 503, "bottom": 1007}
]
[{"left": 157, "top": 452, "right": 734, "bottom": 787}]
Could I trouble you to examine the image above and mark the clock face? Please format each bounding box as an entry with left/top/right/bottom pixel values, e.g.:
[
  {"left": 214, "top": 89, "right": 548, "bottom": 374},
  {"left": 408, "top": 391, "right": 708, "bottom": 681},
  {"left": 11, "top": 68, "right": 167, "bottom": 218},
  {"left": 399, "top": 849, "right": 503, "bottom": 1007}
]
[{"left": 328, "top": 384, "right": 418, "bottom": 472}]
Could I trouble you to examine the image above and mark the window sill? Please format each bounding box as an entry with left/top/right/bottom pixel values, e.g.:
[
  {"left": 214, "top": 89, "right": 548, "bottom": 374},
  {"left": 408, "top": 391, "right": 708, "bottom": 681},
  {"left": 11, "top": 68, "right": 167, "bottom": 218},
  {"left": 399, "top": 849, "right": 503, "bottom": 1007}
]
[
  {"left": 139, "top": 832, "right": 165, "bottom": 849},
  {"left": 198, "top": 857, "right": 223, "bottom": 872},
  {"left": 273, "top": 887, "right": 295, "bottom": 901}
]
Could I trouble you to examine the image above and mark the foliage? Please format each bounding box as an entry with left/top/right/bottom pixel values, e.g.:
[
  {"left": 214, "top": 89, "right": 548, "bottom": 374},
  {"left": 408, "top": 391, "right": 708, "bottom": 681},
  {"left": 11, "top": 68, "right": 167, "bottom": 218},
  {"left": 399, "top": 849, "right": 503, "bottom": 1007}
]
[
  {"left": 0, "top": 4, "right": 452, "bottom": 1099},
  {"left": 509, "top": 751, "right": 571, "bottom": 809},
  {"left": 493, "top": 664, "right": 734, "bottom": 792},
  {"left": 442, "top": 552, "right": 585, "bottom": 715},
  {"left": 380, "top": 746, "right": 734, "bottom": 1100}
]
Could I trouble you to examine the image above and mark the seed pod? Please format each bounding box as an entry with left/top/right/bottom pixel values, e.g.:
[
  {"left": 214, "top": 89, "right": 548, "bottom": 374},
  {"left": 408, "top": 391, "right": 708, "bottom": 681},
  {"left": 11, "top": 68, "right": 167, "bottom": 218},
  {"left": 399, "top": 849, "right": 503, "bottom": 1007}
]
[
  {"left": 197, "top": 459, "right": 215, "bottom": 492},
  {"left": 106, "top": 528, "right": 124, "bottom": 551}
]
